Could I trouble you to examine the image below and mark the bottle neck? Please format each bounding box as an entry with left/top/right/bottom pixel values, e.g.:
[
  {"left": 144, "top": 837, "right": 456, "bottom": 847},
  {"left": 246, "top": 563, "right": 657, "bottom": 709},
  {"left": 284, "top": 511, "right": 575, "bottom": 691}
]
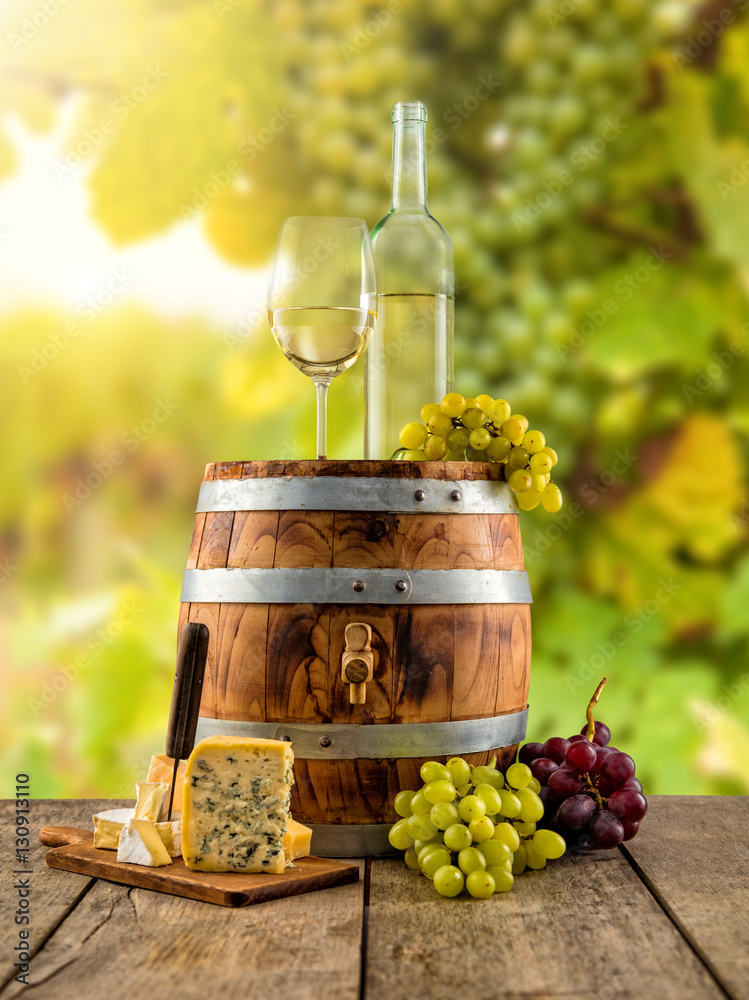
[{"left": 391, "top": 118, "right": 427, "bottom": 211}]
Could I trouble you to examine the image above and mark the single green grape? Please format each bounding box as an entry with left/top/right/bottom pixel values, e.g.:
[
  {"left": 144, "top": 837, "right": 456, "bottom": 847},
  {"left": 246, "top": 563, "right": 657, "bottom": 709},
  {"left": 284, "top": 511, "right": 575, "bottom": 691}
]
[
  {"left": 420, "top": 846, "right": 452, "bottom": 879},
  {"left": 529, "top": 474, "right": 548, "bottom": 494},
  {"left": 516, "top": 788, "right": 544, "bottom": 823},
  {"left": 471, "top": 763, "right": 503, "bottom": 788},
  {"left": 468, "top": 815, "right": 495, "bottom": 843},
  {"left": 474, "top": 783, "right": 503, "bottom": 816},
  {"left": 464, "top": 397, "right": 480, "bottom": 410},
  {"left": 492, "top": 822, "right": 521, "bottom": 852},
  {"left": 423, "top": 779, "right": 457, "bottom": 805},
  {"left": 528, "top": 777, "right": 542, "bottom": 794},
  {"left": 458, "top": 847, "right": 487, "bottom": 874},
  {"left": 388, "top": 818, "right": 415, "bottom": 851},
  {"left": 513, "top": 820, "right": 537, "bottom": 836},
  {"left": 423, "top": 434, "right": 447, "bottom": 460},
  {"left": 446, "top": 426, "right": 471, "bottom": 453},
  {"left": 501, "top": 417, "right": 525, "bottom": 445},
  {"left": 458, "top": 795, "right": 487, "bottom": 823},
  {"left": 420, "top": 761, "right": 451, "bottom": 783},
  {"left": 485, "top": 866, "right": 514, "bottom": 892},
  {"left": 509, "top": 469, "right": 533, "bottom": 493},
  {"left": 489, "top": 399, "right": 512, "bottom": 425},
  {"left": 443, "top": 822, "right": 473, "bottom": 852},
  {"left": 444, "top": 449, "right": 466, "bottom": 462},
  {"left": 525, "top": 842, "right": 547, "bottom": 870},
  {"left": 430, "top": 801, "right": 460, "bottom": 830},
  {"left": 506, "top": 762, "right": 533, "bottom": 790},
  {"left": 511, "top": 844, "right": 528, "bottom": 875},
  {"left": 440, "top": 392, "right": 467, "bottom": 418},
  {"left": 517, "top": 491, "right": 542, "bottom": 511},
  {"left": 409, "top": 790, "right": 432, "bottom": 815},
  {"left": 487, "top": 436, "right": 512, "bottom": 462},
  {"left": 393, "top": 790, "right": 415, "bottom": 818},
  {"left": 475, "top": 394, "right": 494, "bottom": 415},
  {"left": 507, "top": 446, "right": 530, "bottom": 471},
  {"left": 498, "top": 789, "right": 522, "bottom": 818},
  {"left": 468, "top": 427, "right": 491, "bottom": 450},
  {"left": 530, "top": 452, "right": 553, "bottom": 475},
  {"left": 428, "top": 413, "right": 453, "bottom": 438},
  {"left": 462, "top": 406, "right": 485, "bottom": 430},
  {"left": 402, "top": 449, "right": 426, "bottom": 461},
  {"left": 406, "top": 813, "right": 438, "bottom": 841},
  {"left": 541, "top": 446, "right": 558, "bottom": 467},
  {"left": 433, "top": 864, "right": 464, "bottom": 898},
  {"left": 465, "top": 446, "right": 487, "bottom": 461},
  {"left": 542, "top": 483, "right": 563, "bottom": 512},
  {"left": 478, "top": 840, "right": 512, "bottom": 867},
  {"left": 416, "top": 837, "right": 444, "bottom": 860},
  {"left": 420, "top": 402, "right": 442, "bottom": 424},
  {"left": 514, "top": 414, "right": 530, "bottom": 434},
  {"left": 466, "top": 870, "right": 496, "bottom": 898},
  {"left": 522, "top": 430, "right": 546, "bottom": 454},
  {"left": 446, "top": 757, "right": 472, "bottom": 787},
  {"left": 532, "top": 828, "right": 566, "bottom": 860},
  {"left": 404, "top": 846, "right": 420, "bottom": 870},
  {"left": 400, "top": 422, "right": 428, "bottom": 450}
]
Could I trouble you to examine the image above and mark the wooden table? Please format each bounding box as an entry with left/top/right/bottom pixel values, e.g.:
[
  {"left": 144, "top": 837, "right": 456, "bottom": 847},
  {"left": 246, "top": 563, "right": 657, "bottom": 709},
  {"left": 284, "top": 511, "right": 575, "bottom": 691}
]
[{"left": 1, "top": 797, "right": 746, "bottom": 1000}]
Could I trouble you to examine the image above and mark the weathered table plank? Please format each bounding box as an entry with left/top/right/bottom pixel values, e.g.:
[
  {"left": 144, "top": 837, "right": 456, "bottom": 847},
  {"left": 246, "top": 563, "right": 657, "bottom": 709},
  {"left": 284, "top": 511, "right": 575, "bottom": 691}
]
[
  {"left": 0, "top": 800, "right": 111, "bottom": 993},
  {"left": 367, "top": 850, "right": 727, "bottom": 1000},
  {"left": 622, "top": 796, "right": 749, "bottom": 1000},
  {"left": 1, "top": 800, "right": 364, "bottom": 1000}
]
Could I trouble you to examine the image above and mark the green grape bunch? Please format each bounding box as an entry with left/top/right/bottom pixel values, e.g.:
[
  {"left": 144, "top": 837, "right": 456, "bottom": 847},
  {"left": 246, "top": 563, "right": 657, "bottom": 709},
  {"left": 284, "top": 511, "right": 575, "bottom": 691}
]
[
  {"left": 388, "top": 756, "right": 566, "bottom": 899},
  {"left": 397, "top": 392, "right": 563, "bottom": 512}
]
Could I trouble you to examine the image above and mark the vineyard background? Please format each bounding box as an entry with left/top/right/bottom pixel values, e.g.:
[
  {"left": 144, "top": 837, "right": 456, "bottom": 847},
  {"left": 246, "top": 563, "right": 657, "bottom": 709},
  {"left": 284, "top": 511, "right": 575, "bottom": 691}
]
[{"left": 2, "top": 0, "right": 749, "bottom": 798}]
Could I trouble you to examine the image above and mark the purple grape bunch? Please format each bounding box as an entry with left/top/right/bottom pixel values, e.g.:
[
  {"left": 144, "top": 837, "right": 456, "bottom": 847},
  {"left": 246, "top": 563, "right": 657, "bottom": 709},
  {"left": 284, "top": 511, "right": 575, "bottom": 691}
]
[{"left": 518, "top": 686, "right": 647, "bottom": 851}]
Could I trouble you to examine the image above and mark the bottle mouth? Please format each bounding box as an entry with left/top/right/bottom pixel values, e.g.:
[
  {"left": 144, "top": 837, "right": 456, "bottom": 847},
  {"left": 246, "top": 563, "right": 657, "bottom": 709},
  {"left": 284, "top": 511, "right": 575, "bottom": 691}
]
[{"left": 392, "top": 101, "right": 427, "bottom": 123}]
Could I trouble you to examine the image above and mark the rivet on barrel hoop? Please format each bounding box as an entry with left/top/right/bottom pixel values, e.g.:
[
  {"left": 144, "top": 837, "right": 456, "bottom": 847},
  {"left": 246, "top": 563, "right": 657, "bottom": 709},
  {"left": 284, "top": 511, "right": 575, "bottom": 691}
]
[
  {"left": 414, "top": 489, "right": 425, "bottom": 502},
  {"left": 451, "top": 490, "right": 462, "bottom": 502},
  {"left": 352, "top": 580, "right": 366, "bottom": 592},
  {"left": 394, "top": 579, "right": 408, "bottom": 592},
  {"left": 319, "top": 735, "right": 332, "bottom": 748}
]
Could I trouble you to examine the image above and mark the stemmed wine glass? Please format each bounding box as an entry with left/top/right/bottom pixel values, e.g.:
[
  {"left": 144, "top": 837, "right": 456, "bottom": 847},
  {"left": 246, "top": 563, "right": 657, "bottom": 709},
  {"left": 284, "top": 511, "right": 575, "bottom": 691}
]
[{"left": 268, "top": 217, "right": 376, "bottom": 460}]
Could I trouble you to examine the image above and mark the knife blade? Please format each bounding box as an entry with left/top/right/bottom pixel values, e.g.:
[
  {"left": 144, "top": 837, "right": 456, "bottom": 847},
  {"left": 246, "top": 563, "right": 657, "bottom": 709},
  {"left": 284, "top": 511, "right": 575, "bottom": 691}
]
[{"left": 165, "top": 621, "right": 209, "bottom": 820}]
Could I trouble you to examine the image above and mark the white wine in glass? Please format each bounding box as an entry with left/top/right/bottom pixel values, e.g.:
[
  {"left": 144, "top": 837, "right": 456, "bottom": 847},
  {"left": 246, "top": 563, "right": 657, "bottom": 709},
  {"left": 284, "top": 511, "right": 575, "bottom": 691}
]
[{"left": 268, "top": 218, "right": 376, "bottom": 459}]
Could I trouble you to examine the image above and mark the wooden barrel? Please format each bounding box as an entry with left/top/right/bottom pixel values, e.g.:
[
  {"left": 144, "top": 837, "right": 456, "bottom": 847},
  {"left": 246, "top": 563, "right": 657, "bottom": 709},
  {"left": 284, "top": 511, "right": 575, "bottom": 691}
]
[{"left": 179, "top": 459, "right": 531, "bottom": 856}]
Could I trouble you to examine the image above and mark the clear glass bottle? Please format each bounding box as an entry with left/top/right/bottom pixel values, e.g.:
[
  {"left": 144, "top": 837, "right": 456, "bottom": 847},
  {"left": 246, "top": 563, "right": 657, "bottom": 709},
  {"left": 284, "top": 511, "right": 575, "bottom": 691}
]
[{"left": 364, "top": 101, "right": 454, "bottom": 459}]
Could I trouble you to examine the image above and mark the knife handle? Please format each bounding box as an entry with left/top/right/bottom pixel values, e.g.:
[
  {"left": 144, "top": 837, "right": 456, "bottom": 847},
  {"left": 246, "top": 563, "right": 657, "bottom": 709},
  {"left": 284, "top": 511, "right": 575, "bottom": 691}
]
[{"left": 166, "top": 622, "right": 209, "bottom": 762}]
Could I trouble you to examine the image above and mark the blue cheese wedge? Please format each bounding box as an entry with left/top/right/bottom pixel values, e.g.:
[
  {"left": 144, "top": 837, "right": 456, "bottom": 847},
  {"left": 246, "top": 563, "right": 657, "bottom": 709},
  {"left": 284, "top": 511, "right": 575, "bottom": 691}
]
[
  {"left": 117, "top": 819, "right": 172, "bottom": 867},
  {"left": 182, "top": 735, "right": 294, "bottom": 873}
]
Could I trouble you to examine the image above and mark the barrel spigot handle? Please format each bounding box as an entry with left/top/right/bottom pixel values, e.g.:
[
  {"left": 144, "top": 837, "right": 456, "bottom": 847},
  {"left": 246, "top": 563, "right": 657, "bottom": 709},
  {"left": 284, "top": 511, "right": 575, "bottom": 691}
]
[{"left": 342, "top": 623, "right": 374, "bottom": 704}]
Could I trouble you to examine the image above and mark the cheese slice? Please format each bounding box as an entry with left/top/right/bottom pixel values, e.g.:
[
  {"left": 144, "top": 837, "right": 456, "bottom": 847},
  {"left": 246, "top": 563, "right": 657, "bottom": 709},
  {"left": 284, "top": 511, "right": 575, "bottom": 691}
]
[
  {"left": 284, "top": 819, "right": 312, "bottom": 861},
  {"left": 93, "top": 808, "right": 182, "bottom": 857},
  {"left": 117, "top": 819, "right": 172, "bottom": 867},
  {"left": 146, "top": 754, "right": 187, "bottom": 807},
  {"left": 182, "top": 735, "right": 294, "bottom": 873},
  {"left": 134, "top": 781, "right": 170, "bottom": 821}
]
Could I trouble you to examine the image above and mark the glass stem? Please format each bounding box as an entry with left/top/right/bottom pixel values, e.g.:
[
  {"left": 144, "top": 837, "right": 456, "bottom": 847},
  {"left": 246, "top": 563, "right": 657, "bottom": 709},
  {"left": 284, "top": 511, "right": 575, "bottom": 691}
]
[{"left": 314, "top": 378, "right": 330, "bottom": 460}]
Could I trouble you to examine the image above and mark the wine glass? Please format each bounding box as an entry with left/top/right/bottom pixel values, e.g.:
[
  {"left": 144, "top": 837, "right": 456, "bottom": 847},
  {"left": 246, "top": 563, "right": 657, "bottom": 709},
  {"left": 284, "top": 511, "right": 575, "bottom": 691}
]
[{"left": 268, "top": 217, "right": 376, "bottom": 460}]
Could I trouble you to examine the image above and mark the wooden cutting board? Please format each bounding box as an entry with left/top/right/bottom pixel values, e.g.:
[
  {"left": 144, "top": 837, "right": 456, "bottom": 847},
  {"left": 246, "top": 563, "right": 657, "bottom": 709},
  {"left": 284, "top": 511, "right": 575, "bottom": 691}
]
[{"left": 40, "top": 826, "right": 359, "bottom": 907}]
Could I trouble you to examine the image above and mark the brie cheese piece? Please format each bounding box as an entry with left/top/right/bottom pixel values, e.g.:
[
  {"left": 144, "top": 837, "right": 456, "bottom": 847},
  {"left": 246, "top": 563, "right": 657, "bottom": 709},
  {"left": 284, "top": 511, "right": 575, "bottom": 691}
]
[
  {"left": 117, "top": 819, "right": 172, "bottom": 867},
  {"left": 134, "top": 781, "right": 170, "bottom": 822},
  {"left": 93, "top": 808, "right": 182, "bottom": 857}
]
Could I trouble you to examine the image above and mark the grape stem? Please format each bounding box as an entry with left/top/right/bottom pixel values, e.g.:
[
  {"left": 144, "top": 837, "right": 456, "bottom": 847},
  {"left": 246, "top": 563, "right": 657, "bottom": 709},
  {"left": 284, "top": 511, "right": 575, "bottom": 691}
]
[{"left": 585, "top": 677, "right": 607, "bottom": 742}]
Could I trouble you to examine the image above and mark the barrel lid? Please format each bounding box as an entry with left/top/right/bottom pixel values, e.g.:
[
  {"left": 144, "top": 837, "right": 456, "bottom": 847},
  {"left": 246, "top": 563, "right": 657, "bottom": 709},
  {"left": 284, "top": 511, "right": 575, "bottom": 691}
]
[{"left": 204, "top": 460, "right": 506, "bottom": 483}]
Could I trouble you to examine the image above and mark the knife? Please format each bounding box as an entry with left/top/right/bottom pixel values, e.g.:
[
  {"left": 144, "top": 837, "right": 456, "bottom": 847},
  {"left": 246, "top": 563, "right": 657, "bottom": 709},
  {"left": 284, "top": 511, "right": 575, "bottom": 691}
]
[{"left": 165, "top": 622, "right": 209, "bottom": 820}]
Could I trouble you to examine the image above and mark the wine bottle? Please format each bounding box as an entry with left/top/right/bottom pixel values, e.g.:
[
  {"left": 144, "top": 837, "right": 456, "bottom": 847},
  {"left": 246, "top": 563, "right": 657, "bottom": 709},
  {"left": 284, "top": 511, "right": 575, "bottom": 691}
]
[{"left": 364, "top": 101, "right": 454, "bottom": 459}]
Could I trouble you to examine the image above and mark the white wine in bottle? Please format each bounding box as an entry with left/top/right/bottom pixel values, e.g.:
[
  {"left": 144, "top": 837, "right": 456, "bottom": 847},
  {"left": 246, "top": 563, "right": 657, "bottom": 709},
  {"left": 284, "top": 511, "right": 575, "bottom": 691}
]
[{"left": 364, "top": 101, "right": 454, "bottom": 459}]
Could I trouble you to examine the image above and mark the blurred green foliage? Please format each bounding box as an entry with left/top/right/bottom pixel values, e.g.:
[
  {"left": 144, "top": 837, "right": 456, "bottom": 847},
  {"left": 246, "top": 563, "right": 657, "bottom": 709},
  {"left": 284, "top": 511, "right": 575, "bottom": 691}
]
[{"left": 2, "top": 0, "right": 749, "bottom": 797}]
